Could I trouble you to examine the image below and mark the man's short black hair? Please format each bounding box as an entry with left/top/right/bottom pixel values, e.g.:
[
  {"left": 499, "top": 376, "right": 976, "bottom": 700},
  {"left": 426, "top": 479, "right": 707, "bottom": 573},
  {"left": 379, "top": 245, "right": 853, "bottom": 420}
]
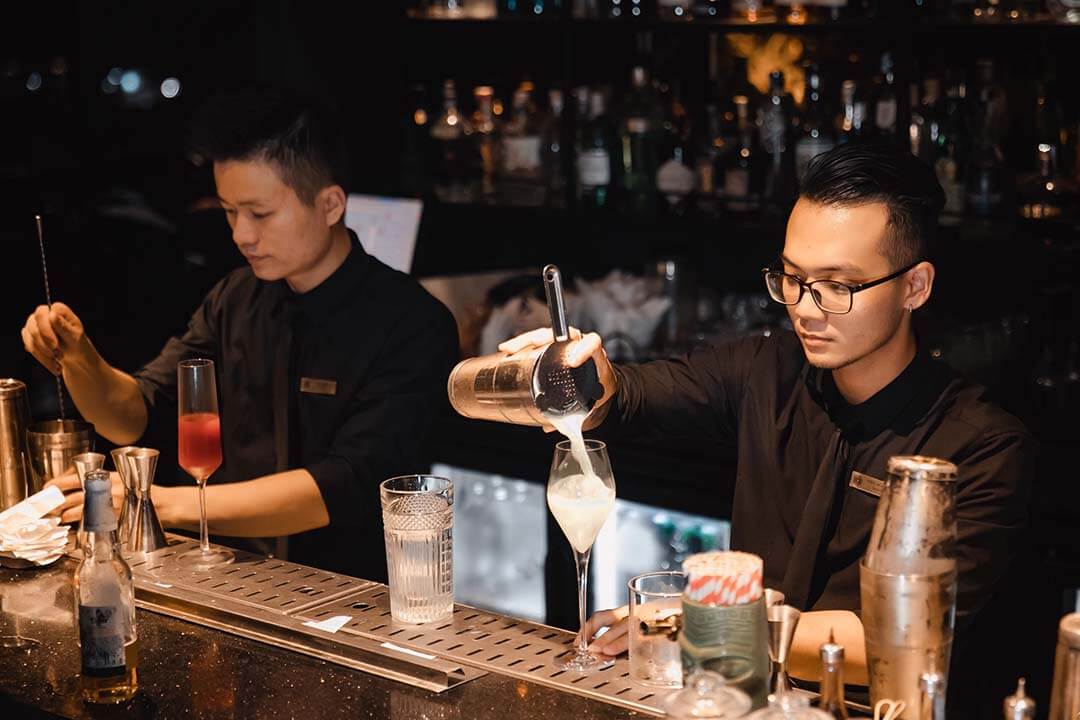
[
  {"left": 189, "top": 88, "right": 348, "bottom": 205},
  {"left": 800, "top": 142, "right": 945, "bottom": 269}
]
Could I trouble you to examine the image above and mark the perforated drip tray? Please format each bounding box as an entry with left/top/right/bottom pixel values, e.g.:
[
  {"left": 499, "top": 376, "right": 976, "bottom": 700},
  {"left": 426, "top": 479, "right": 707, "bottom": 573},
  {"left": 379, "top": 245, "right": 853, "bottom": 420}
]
[
  {"left": 297, "top": 585, "right": 667, "bottom": 716},
  {"left": 108, "top": 535, "right": 664, "bottom": 714}
]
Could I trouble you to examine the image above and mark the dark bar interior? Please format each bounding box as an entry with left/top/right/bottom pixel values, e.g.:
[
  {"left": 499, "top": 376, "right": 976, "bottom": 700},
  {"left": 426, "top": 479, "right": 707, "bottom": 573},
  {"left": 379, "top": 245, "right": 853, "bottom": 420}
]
[{"left": 1, "top": 2, "right": 1078, "bottom": 718}]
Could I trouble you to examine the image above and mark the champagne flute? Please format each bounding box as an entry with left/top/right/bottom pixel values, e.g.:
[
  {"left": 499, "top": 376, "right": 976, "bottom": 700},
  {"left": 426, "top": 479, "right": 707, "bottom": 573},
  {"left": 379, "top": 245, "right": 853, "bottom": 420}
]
[
  {"left": 547, "top": 438, "right": 616, "bottom": 673},
  {"left": 177, "top": 359, "right": 233, "bottom": 568}
]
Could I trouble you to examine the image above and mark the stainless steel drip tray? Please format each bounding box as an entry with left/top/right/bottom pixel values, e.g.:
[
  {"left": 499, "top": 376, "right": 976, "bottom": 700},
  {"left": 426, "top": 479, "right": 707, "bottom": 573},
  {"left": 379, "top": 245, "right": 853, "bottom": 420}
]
[
  {"left": 297, "top": 586, "right": 666, "bottom": 716},
  {"left": 117, "top": 536, "right": 485, "bottom": 694},
  {"left": 119, "top": 536, "right": 664, "bottom": 714}
]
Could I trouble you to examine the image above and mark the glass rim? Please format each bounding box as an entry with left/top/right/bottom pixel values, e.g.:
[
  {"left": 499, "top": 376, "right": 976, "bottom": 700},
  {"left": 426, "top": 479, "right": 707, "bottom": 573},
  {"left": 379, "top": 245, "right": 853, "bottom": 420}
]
[
  {"left": 628, "top": 570, "right": 687, "bottom": 597},
  {"left": 380, "top": 474, "right": 453, "bottom": 494},
  {"left": 178, "top": 357, "right": 215, "bottom": 369},
  {"left": 553, "top": 438, "right": 607, "bottom": 453}
]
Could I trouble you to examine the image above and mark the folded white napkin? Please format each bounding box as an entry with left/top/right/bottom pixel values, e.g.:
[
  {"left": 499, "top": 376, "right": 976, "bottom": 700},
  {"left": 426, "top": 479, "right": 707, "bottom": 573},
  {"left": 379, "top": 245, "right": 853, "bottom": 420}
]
[{"left": 0, "top": 486, "right": 70, "bottom": 567}]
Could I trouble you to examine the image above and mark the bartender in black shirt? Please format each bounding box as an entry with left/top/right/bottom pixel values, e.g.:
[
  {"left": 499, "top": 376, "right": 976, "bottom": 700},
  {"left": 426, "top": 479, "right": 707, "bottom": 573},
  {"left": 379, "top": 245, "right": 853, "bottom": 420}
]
[
  {"left": 500, "top": 143, "right": 1033, "bottom": 685},
  {"left": 21, "top": 90, "right": 459, "bottom": 580}
]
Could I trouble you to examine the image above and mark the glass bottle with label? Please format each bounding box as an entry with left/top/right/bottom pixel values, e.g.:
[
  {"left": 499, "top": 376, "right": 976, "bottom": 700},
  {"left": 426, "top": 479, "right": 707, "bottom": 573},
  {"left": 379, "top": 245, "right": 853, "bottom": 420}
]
[
  {"left": 871, "top": 52, "right": 899, "bottom": 141},
  {"left": 656, "top": 80, "right": 696, "bottom": 215},
  {"left": 620, "top": 66, "right": 660, "bottom": 216},
  {"left": 723, "top": 94, "right": 760, "bottom": 212},
  {"left": 966, "top": 59, "right": 1008, "bottom": 215},
  {"left": 473, "top": 86, "right": 500, "bottom": 200},
  {"left": 431, "top": 79, "right": 477, "bottom": 203},
  {"left": 501, "top": 85, "right": 546, "bottom": 206},
  {"left": 577, "top": 89, "right": 617, "bottom": 211},
  {"left": 759, "top": 70, "right": 796, "bottom": 209},
  {"left": 75, "top": 469, "right": 138, "bottom": 704},
  {"left": 543, "top": 88, "right": 566, "bottom": 207},
  {"left": 836, "top": 79, "right": 866, "bottom": 144},
  {"left": 795, "top": 64, "right": 836, "bottom": 186}
]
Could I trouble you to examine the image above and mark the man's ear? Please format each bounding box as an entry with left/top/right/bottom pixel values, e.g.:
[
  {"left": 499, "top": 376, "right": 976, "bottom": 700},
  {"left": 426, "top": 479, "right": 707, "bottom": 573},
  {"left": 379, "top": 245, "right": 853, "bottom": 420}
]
[
  {"left": 320, "top": 185, "right": 347, "bottom": 227},
  {"left": 906, "top": 260, "right": 935, "bottom": 311}
]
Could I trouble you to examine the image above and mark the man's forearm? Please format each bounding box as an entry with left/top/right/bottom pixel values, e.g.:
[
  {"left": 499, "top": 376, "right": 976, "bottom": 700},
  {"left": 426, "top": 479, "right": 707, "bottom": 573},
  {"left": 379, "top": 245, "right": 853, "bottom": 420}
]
[
  {"left": 62, "top": 349, "right": 148, "bottom": 445},
  {"left": 154, "top": 469, "right": 331, "bottom": 537}
]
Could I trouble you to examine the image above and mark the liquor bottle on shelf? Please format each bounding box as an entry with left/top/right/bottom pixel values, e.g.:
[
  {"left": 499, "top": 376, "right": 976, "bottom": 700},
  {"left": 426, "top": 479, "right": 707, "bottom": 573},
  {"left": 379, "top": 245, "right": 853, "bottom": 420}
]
[
  {"left": 817, "top": 632, "right": 848, "bottom": 719},
  {"left": 620, "top": 66, "right": 660, "bottom": 216},
  {"left": 656, "top": 80, "right": 696, "bottom": 215},
  {"left": 401, "top": 83, "right": 431, "bottom": 197},
  {"left": 1017, "top": 81, "right": 1078, "bottom": 219},
  {"left": 871, "top": 52, "right": 899, "bottom": 141},
  {"left": 722, "top": 94, "right": 761, "bottom": 212},
  {"left": 577, "top": 89, "right": 617, "bottom": 211},
  {"left": 966, "top": 58, "right": 1008, "bottom": 215},
  {"left": 732, "top": 0, "right": 776, "bottom": 22},
  {"left": 543, "top": 88, "right": 567, "bottom": 207},
  {"left": 836, "top": 79, "right": 866, "bottom": 144},
  {"left": 501, "top": 84, "right": 546, "bottom": 205},
  {"left": 431, "top": 79, "right": 478, "bottom": 203},
  {"left": 937, "top": 73, "right": 970, "bottom": 218},
  {"left": 76, "top": 470, "right": 138, "bottom": 704},
  {"left": 795, "top": 64, "right": 836, "bottom": 186},
  {"left": 472, "top": 86, "right": 500, "bottom": 200},
  {"left": 759, "top": 69, "right": 797, "bottom": 209},
  {"left": 776, "top": 0, "right": 811, "bottom": 23},
  {"left": 695, "top": 103, "right": 723, "bottom": 212},
  {"left": 499, "top": 0, "right": 563, "bottom": 15},
  {"left": 910, "top": 74, "right": 945, "bottom": 161}
]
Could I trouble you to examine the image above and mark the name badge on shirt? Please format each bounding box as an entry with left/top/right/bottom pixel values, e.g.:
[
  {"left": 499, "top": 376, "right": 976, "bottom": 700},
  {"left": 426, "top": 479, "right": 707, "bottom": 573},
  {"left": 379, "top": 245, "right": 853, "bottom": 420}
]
[
  {"left": 850, "top": 471, "right": 885, "bottom": 498},
  {"left": 300, "top": 377, "right": 337, "bottom": 396}
]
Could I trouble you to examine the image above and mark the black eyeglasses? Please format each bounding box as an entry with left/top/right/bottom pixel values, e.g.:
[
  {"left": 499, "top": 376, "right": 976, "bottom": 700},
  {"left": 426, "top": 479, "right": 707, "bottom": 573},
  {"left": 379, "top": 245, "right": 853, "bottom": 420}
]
[{"left": 762, "top": 261, "right": 920, "bottom": 315}]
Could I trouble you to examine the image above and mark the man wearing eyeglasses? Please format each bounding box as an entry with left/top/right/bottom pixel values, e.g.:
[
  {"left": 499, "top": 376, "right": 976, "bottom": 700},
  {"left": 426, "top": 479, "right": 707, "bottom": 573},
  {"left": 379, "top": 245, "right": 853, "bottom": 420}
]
[{"left": 501, "top": 143, "right": 1032, "bottom": 697}]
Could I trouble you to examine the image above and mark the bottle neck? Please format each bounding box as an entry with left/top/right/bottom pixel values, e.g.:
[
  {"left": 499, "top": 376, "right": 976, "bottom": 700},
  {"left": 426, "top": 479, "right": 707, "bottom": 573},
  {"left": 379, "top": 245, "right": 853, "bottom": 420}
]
[
  {"left": 85, "top": 529, "right": 120, "bottom": 562},
  {"left": 819, "top": 655, "right": 846, "bottom": 714}
]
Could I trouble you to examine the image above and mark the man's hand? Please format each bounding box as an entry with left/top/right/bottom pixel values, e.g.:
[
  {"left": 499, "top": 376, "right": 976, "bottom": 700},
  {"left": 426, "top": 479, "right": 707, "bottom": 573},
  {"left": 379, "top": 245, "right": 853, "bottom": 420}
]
[
  {"left": 575, "top": 606, "right": 631, "bottom": 657},
  {"left": 45, "top": 470, "right": 124, "bottom": 524},
  {"left": 21, "top": 302, "right": 92, "bottom": 376},
  {"left": 498, "top": 327, "right": 618, "bottom": 431}
]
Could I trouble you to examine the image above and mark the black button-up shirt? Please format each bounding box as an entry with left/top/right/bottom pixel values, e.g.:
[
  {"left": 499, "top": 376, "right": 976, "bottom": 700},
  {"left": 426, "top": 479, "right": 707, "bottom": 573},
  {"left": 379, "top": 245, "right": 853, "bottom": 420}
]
[
  {"left": 603, "top": 331, "right": 1033, "bottom": 629},
  {"left": 134, "top": 234, "right": 459, "bottom": 580}
]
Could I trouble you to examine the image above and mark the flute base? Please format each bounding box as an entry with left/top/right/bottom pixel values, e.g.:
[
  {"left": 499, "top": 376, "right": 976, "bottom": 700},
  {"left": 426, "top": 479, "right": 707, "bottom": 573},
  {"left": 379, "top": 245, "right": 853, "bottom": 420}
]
[
  {"left": 179, "top": 546, "right": 234, "bottom": 569},
  {"left": 557, "top": 649, "right": 614, "bottom": 674}
]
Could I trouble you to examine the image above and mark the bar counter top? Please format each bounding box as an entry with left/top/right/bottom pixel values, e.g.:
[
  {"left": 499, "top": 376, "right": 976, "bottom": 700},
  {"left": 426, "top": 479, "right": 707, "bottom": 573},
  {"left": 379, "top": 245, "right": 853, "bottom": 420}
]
[{"left": 0, "top": 560, "right": 646, "bottom": 720}]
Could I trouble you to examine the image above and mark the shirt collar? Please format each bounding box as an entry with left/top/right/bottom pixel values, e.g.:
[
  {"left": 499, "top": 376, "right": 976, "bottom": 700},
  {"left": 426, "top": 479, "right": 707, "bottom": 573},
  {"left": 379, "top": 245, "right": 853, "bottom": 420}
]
[
  {"left": 271, "top": 230, "right": 371, "bottom": 323},
  {"left": 809, "top": 349, "right": 949, "bottom": 441}
]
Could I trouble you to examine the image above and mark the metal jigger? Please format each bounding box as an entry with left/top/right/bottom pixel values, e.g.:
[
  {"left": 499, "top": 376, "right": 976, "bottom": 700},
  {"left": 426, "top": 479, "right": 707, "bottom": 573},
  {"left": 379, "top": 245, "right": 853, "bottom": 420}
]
[
  {"left": 126, "top": 448, "right": 167, "bottom": 554},
  {"left": 72, "top": 452, "right": 105, "bottom": 550},
  {"left": 767, "top": 604, "right": 801, "bottom": 696},
  {"left": 111, "top": 446, "right": 139, "bottom": 546}
]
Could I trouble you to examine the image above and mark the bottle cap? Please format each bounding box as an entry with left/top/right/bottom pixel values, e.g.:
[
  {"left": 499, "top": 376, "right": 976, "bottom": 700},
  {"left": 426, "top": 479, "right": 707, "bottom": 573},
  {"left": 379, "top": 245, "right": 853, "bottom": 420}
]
[
  {"left": 84, "top": 469, "right": 117, "bottom": 532},
  {"left": 820, "top": 629, "right": 845, "bottom": 665},
  {"left": 1003, "top": 678, "right": 1036, "bottom": 720}
]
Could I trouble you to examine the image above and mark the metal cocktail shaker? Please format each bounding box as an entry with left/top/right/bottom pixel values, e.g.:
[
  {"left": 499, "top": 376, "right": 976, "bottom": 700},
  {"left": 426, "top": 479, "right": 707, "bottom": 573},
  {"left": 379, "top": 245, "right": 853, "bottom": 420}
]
[
  {"left": 448, "top": 265, "right": 604, "bottom": 426},
  {"left": 860, "top": 455, "right": 958, "bottom": 718},
  {"left": 27, "top": 419, "right": 94, "bottom": 492},
  {"left": 1049, "top": 614, "right": 1080, "bottom": 720},
  {"left": 0, "top": 379, "right": 33, "bottom": 511}
]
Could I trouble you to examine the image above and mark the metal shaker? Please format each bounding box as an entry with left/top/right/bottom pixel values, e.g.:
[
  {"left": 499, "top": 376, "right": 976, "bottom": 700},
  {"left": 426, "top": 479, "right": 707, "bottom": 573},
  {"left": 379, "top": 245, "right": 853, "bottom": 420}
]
[
  {"left": 0, "top": 379, "right": 33, "bottom": 511},
  {"left": 1049, "top": 614, "right": 1080, "bottom": 720},
  {"left": 860, "top": 455, "right": 959, "bottom": 718},
  {"left": 27, "top": 419, "right": 94, "bottom": 492},
  {"left": 448, "top": 265, "right": 604, "bottom": 426}
]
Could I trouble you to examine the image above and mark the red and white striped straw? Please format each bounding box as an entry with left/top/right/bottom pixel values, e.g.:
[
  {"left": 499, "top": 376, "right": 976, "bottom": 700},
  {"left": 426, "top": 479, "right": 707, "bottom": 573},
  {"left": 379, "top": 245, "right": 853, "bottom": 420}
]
[{"left": 682, "top": 551, "right": 763, "bottom": 607}]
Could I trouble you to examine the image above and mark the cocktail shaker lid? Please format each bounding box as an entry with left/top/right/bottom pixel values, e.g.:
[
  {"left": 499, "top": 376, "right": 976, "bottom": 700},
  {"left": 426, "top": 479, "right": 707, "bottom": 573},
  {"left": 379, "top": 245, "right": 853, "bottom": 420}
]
[
  {"left": 887, "top": 455, "right": 957, "bottom": 480},
  {"left": 0, "top": 378, "right": 28, "bottom": 397}
]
